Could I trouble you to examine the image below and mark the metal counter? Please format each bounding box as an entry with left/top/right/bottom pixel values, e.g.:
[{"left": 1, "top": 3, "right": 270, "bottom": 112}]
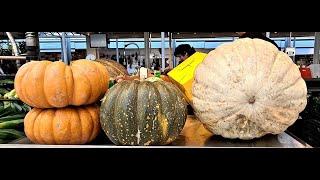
[{"left": 0, "top": 116, "right": 311, "bottom": 148}]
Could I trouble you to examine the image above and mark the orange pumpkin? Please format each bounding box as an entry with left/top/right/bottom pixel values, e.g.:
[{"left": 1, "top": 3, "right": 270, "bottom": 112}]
[
  {"left": 14, "top": 60, "right": 109, "bottom": 108},
  {"left": 160, "top": 75, "right": 171, "bottom": 83},
  {"left": 24, "top": 105, "right": 100, "bottom": 144},
  {"left": 95, "top": 59, "right": 128, "bottom": 79}
]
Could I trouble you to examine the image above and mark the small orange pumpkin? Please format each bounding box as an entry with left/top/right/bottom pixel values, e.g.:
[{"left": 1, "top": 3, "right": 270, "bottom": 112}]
[
  {"left": 24, "top": 105, "right": 100, "bottom": 144},
  {"left": 14, "top": 60, "right": 109, "bottom": 108},
  {"left": 160, "top": 75, "right": 171, "bottom": 83}
]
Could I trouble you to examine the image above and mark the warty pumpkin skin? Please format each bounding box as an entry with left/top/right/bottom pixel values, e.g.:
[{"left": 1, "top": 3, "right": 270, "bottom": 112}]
[
  {"left": 24, "top": 105, "right": 100, "bottom": 144},
  {"left": 192, "top": 38, "right": 307, "bottom": 140},
  {"left": 100, "top": 80, "right": 187, "bottom": 145},
  {"left": 14, "top": 60, "right": 109, "bottom": 108},
  {"left": 95, "top": 59, "right": 128, "bottom": 79}
]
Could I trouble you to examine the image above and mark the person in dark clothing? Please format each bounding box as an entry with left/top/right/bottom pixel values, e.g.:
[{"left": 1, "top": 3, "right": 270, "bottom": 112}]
[
  {"left": 162, "top": 44, "right": 197, "bottom": 74},
  {"left": 236, "top": 32, "right": 280, "bottom": 50},
  {"left": 174, "top": 44, "right": 196, "bottom": 63}
]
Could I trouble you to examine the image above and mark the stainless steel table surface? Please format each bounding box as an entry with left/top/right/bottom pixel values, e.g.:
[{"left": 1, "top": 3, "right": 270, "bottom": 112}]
[{"left": 0, "top": 116, "right": 311, "bottom": 148}]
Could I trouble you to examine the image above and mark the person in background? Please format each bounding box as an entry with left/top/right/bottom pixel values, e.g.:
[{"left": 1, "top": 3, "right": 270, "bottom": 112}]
[
  {"left": 161, "top": 44, "right": 197, "bottom": 75},
  {"left": 174, "top": 44, "right": 196, "bottom": 64},
  {"left": 236, "top": 32, "right": 280, "bottom": 50}
]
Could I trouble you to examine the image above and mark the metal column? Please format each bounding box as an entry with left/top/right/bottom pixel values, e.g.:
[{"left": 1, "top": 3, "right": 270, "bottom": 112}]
[
  {"left": 314, "top": 32, "right": 320, "bottom": 64},
  {"left": 116, "top": 38, "right": 119, "bottom": 63},
  {"left": 168, "top": 32, "right": 173, "bottom": 69},
  {"left": 61, "top": 32, "right": 70, "bottom": 64},
  {"left": 25, "top": 32, "right": 40, "bottom": 60},
  {"left": 161, "top": 32, "right": 165, "bottom": 71},
  {"left": 172, "top": 39, "right": 176, "bottom": 67},
  {"left": 144, "top": 32, "right": 150, "bottom": 68}
]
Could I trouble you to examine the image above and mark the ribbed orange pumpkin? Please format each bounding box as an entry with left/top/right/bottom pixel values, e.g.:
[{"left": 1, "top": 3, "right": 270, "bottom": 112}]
[
  {"left": 24, "top": 105, "right": 100, "bottom": 144},
  {"left": 14, "top": 60, "right": 109, "bottom": 108}
]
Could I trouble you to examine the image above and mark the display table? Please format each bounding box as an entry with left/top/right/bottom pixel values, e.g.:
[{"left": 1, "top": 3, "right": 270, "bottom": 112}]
[{"left": 0, "top": 116, "right": 311, "bottom": 148}]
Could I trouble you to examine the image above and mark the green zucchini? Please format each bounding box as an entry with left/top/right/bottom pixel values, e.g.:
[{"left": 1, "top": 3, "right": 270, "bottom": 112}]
[
  {"left": 0, "top": 119, "right": 24, "bottom": 129},
  {"left": 0, "top": 108, "right": 16, "bottom": 118},
  {"left": 0, "top": 129, "right": 25, "bottom": 140},
  {"left": 0, "top": 114, "right": 26, "bottom": 122}
]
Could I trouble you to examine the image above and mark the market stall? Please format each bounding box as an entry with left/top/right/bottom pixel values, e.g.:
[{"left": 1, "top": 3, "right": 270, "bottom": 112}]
[{"left": 0, "top": 32, "right": 317, "bottom": 148}]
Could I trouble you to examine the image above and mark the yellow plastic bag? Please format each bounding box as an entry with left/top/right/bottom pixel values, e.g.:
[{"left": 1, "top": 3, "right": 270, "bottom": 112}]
[{"left": 168, "top": 52, "right": 207, "bottom": 104}]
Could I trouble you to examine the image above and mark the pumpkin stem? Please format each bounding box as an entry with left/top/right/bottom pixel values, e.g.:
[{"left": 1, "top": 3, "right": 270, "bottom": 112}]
[{"left": 248, "top": 96, "right": 255, "bottom": 104}]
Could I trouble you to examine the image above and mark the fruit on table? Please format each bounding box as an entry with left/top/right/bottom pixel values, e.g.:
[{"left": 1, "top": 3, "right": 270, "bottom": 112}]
[
  {"left": 95, "top": 59, "right": 128, "bottom": 79},
  {"left": 192, "top": 38, "right": 308, "bottom": 140},
  {"left": 171, "top": 116, "right": 213, "bottom": 146},
  {"left": 160, "top": 75, "right": 171, "bottom": 83},
  {"left": 24, "top": 105, "right": 100, "bottom": 144},
  {"left": 14, "top": 60, "right": 109, "bottom": 108},
  {"left": 100, "top": 80, "right": 188, "bottom": 145}
]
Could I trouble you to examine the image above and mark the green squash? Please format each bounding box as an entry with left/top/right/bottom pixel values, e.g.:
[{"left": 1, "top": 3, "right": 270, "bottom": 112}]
[{"left": 100, "top": 80, "right": 187, "bottom": 145}]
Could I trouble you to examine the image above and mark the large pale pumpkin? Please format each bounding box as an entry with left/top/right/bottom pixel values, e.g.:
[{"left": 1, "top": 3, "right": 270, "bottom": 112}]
[
  {"left": 100, "top": 80, "right": 187, "bottom": 145},
  {"left": 14, "top": 60, "right": 109, "bottom": 108},
  {"left": 24, "top": 105, "right": 100, "bottom": 144},
  {"left": 192, "top": 38, "right": 307, "bottom": 139},
  {"left": 95, "top": 59, "right": 128, "bottom": 79}
]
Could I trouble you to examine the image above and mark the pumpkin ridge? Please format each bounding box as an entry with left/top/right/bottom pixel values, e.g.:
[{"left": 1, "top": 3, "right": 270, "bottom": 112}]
[
  {"left": 14, "top": 62, "right": 35, "bottom": 107},
  {"left": 51, "top": 109, "right": 58, "bottom": 144},
  {"left": 160, "top": 82, "right": 179, "bottom": 143},
  {"left": 35, "top": 110, "right": 46, "bottom": 144},
  {"left": 114, "top": 82, "right": 132, "bottom": 145},
  {"left": 22, "top": 66, "right": 38, "bottom": 108},
  {"left": 132, "top": 81, "right": 140, "bottom": 145},
  {"left": 125, "top": 81, "right": 139, "bottom": 145},
  {"left": 86, "top": 106, "right": 96, "bottom": 142},
  {"left": 265, "top": 51, "right": 282, "bottom": 83},
  {"left": 210, "top": 52, "right": 247, "bottom": 96},
  {"left": 41, "top": 63, "right": 52, "bottom": 108},
  {"left": 153, "top": 82, "right": 170, "bottom": 144},
  {"left": 274, "top": 72, "right": 302, "bottom": 97},
  {"left": 72, "top": 64, "right": 94, "bottom": 104},
  {"left": 146, "top": 81, "right": 163, "bottom": 145},
  {"left": 91, "top": 105, "right": 100, "bottom": 142},
  {"left": 253, "top": 48, "right": 280, "bottom": 94},
  {"left": 75, "top": 108, "right": 83, "bottom": 143},
  {"left": 93, "top": 62, "right": 108, "bottom": 98},
  {"left": 70, "top": 64, "right": 92, "bottom": 105},
  {"left": 104, "top": 82, "right": 126, "bottom": 145},
  {"left": 136, "top": 81, "right": 152, "bottom": 145},
  {"left": 25, "top": 108, "right": 41, "bottom": 143},
  {"left": 89, "top": 62, "right": 104, "bottom": 101},
  {"left": 65, "top": 66, "right": 74, "bottom": 105},
  {"left": 66, "top": 108, "right": 72, "bottom": 144},
  {"left": 141, "top": 82, "right": 154, "bottom": 144}
]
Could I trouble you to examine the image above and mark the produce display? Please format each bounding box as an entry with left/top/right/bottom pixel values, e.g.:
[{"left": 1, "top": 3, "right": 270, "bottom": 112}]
[
  {"left": 14, "top": 60, "right": 109, "bottom": 108},
  {"left": 0, "top": 89, "right": 31, "bottom": 144},
  {"left": 11, "top": 59, "right": 110, "bottom": 145},
  {"left": 95, "top": 59, "right": 129, "bottom": 79},
  {"left": 100, "top": 79, "right": 188, "bottom": 145},
  {"left": 24, "top": 105, "right": 100, "bottom": 144},
  {"left": 0, "top": 37, "right": 313, "bottom": 147},
  {"left": 192, "top": 38, "right": 308, "bottom": 139},
  {"left": 0, "top": 79, "right": 14, "bottom": 96}
]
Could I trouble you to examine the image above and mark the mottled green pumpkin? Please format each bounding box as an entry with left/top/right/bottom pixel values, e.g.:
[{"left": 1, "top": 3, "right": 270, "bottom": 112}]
[{"left": 100, "top": 80, "right": 187, "bottom": 146}]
